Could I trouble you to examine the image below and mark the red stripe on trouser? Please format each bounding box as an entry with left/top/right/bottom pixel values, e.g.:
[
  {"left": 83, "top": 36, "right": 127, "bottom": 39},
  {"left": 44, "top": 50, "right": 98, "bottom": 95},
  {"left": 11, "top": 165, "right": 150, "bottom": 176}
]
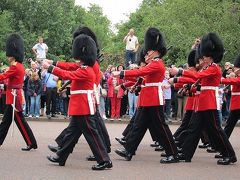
[
  {"left": 211, "top": 111, "right": 229, "bottom": 156},
  {"left": 85, "top": 116, "right": 105, "bottom": 161},
  {"left": 15, "top": 112, "right": 32, "bottom": 145},
  {"left": 157, "top": 109, "right": 175, "bottom": 155}
]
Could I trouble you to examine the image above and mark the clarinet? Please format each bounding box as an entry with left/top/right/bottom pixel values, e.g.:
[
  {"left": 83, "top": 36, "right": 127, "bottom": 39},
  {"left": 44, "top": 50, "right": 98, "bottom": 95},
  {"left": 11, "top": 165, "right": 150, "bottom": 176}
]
[
  {"left": 59, "top": 80, "right": 71, "bottom": 92},
  {"left": 129, "top": 77, "right": 144, "bottom": 94}
]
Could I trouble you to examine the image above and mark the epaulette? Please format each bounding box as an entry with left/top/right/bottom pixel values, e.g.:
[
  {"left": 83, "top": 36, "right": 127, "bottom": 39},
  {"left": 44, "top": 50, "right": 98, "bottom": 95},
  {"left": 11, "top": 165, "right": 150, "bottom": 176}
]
[
  {"left": 152, "top": 58, "right": 160, "bottom": 62},
  {"left": 80, "top": 65, "right": 88, "bottom": 69},
  {"left": 211, "top": 63, "right": 217, "bottom": 67}
]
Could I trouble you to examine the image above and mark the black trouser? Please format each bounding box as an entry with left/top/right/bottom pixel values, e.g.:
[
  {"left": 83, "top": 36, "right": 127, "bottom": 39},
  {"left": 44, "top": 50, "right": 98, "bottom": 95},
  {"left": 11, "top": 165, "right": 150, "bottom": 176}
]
[
  {"left": 175, "top": 112, "right": 210, "bottom": 148},
  {"left": 173, "top": 110, "right": 193, "bottom": 139},
  {"left": 0, "top": 94, "right": 6, "bottom": 114},
  {"left": 0, "top": 105, "right": 37, "bottom": 147},
  {"left": 55, "top": 109, "right": 111, "bottom": 153},
  {"left": 56, "top": 115, "right": 110, "bottom": 164},
  {"left": 224, "top": 110, "right": 240, "bottom": 138},
  {"left": 123, "top": 108, "right": 158, "bottom": 142},
  {"left": 124, "top": 106, "right": 177, "bottom": 156},
  {"left": 46, "top": 87, "right": 57, "bottom": 115},
  {"left": 182, "top": 110, "right": 236, "bottom": 160},
  {"left": 122, "top": 109, "right": 138, "bottom": 138}
]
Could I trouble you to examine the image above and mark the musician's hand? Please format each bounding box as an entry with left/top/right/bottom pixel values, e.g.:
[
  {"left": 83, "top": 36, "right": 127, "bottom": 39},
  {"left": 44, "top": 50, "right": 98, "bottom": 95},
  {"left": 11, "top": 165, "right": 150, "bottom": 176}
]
[
  {"left": 44, "top": 59, "right": 53, "bottom": 65},
  {"left": 169, "top": 67, "right": 179, "bottom": 76},
  {"left": 112, "top": 71, "right": 120, "bottom": 77},
  {"left": 191, "top": 84, "right": 196, "bottom": 89},
  {"left": 42, "top": 60, "right": 51, "bottom": 69},
  {"left": 58, "top": 87, "right": 63, "bottom": 92},
  {"left": 168, "top": 78, "right": 174, "bottom": 84},
  {"left": 114, "top": 85, "right": 120, "bottom": 91}
]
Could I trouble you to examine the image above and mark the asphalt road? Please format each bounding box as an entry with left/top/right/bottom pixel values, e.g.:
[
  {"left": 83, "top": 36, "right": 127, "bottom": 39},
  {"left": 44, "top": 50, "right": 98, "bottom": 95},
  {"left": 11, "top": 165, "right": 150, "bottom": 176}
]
[{"left": 0, "top": 121, "right": 239, "bottom": 180}]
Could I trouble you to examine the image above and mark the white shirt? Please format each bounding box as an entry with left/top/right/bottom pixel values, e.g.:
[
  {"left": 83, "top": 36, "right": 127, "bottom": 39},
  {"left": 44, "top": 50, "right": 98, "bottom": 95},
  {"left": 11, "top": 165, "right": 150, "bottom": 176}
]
[
  {"left": 33, "top": 43, "right": 48, "bottom": 59},
  {"left": 125, "top": 35, "right": 138, "bottom": 51}
]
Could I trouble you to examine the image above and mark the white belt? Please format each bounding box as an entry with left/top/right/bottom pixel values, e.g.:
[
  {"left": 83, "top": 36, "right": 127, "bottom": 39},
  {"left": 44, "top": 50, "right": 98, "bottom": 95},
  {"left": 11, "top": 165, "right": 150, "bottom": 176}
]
[
  {"left": 70, "top": 90, "right": 95, "bottom": 115},
  {"left": 144, "top": 82, "right": 163, "bottom": 105},
  {"left": 201, "top": 86, "right": 218, "bottom": 91},
  {"left": 201, "top": 86, "right": 220, "bottom": 110},
  {"left": 195, "top": 91, "right": 200, "bottom": 95},
  {"left": 232, "top": 92, "right": 240, "bottom": 95}
]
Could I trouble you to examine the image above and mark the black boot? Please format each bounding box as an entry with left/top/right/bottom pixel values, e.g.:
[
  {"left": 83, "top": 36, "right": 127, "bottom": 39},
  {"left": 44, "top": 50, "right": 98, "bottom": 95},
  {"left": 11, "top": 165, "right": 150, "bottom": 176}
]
[
  {"left": 161, "top": 152, "right": 167, "bottom": 157},
  {"left": 198, "top": 143, "right": 209, "bottom": 149},
  {"left": 21, "top": 145, "right": 38, "bottom": 151},
  {"left": 86, "top": 155, "right": 96, "bottom": 161},
  {"left": 215, "top": 153, "right": 223, "bottom": 159},
  {"left": 47, "top": 154, "right": 68, "bottom": 166},
  {"left": 217, "top": 156, "right": 237, "bottom": 165},
  {"left": 155, "top": 145, "right": 164, "bottom": 152},
  {"left": 206, "top": 147, "right": 217, "bottom": 153},
  {"left": 177, "top": 153, "right": 191, "bottom": 162},
  {"left": 150, "top": 141, "right": 159, "bottom": 147},
  {"left": 160, "top": 155, "right": 179, "bottom": 164},
  {"left": 115, "top": 148, "right": 133, "bottom": 161},
  {"left": 48, "top": 144, "right": 60, "bottom": 153},
  {"left": 115, "top": 138, "right": 126, "bottom": 146},
  {"left": 92, "top": 161, "right": 113, "bottom": 170}
]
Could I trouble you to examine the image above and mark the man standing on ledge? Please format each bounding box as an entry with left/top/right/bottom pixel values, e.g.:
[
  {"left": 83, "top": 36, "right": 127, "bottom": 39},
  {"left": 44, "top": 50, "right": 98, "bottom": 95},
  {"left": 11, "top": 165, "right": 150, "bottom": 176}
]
[
  {"left": 32, "top": 37, "right": 48, "bottom": 62},
  {"left": 123, "top": 28, "right": 139, "bottom": 68}
]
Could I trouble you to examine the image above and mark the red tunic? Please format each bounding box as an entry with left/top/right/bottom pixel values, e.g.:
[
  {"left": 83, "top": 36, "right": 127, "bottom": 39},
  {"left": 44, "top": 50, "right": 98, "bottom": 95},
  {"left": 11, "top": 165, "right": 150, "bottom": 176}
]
[
  {"left": 56, "top": 61, "right": 102, "bottom": 104},
  {"left": 52, "top": 65, "right": 96, "bottom": 115},
  {"left": 221, "top": 77, "right": 240, "bottom": 110},
  {"left": 182, "top": 63, "right": 221, "bottom": 111},
  {"left": 122, "top": 58, "right": 165, "bottom": 107},
  {"left": 0, "top": 62, "right": 24, "bottom": 107}
]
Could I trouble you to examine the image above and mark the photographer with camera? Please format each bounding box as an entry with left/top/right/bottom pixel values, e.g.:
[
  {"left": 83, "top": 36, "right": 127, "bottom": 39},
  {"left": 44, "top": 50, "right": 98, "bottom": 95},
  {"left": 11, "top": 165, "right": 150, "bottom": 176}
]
[{"left": 123, "top": 28, "right": 139, "bottom": 68}]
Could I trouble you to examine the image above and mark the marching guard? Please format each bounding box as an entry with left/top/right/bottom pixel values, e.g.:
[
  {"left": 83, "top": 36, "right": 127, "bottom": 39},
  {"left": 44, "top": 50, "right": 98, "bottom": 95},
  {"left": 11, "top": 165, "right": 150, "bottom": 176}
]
[{"left": 0, "top": 33, "right": 37, "bottom": 151}]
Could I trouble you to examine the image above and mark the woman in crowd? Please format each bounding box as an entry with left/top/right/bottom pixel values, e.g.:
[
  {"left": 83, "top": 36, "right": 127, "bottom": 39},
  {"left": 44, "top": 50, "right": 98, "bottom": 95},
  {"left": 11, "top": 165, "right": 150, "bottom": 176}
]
[{"left": 28, "top": 72, "right": 42, "bottom": 118}]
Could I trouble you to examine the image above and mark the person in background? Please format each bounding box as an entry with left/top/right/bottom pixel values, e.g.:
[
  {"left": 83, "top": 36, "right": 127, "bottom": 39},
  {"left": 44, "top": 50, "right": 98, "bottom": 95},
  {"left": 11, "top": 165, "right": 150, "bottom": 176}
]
[
  {"left": 162, "top": 70, "right": 172, "bottom": 122},
  {"left": 42, "top": 69, "right": 58, "bottom": 119},
  {"left": 107, "top": 66, "right": 124, "bottom": 120},
  {"left": 127, "top": 64, "right": 139, "bottom": 119},
  {"left": 28, "top": 72, "right": 42, "bottom": 118},
  {"left": 23, "top": 68, "right": 31, "bottom": 117},
  {"left": 99, "top": 72, "right": 107, "bottom": 120},
  {"left": 32, "top": 37, "right": 48, "bottom": 61},
  {"left": 123, "top": 28, "right": 139, "bottom": 68},
  {"left": 103, "top": 65, "right": 113, "bottom": 118},
  {"left": 56, "top": 79, "right": 64, "bottom": 115},
  {"left": 58, "top": 80, "right": 70, "bottom": 119},
  {"left": 0, "top": 69, "right": 8, "bottom": 116}
]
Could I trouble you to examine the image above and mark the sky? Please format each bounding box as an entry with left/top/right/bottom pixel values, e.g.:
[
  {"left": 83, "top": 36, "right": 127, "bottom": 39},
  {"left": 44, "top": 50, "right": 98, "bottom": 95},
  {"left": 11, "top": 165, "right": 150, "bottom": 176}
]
[{"left": 75, "top": 0, "right": 143, "bottom": 25}]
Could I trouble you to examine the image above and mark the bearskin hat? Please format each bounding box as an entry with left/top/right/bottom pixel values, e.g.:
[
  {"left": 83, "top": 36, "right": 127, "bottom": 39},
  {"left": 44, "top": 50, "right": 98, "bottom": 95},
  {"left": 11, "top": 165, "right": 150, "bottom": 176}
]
[
  {"left": 136, "top": 47, "right": 147, "bottom": 65},
  {"left": 187, "top": 49, "right": 196, "bottom": 67},
  {"left": 200, "top": 33, "right": 224, "bottom": 63},
  {"left": 234, "top": 54, "right": 240, "bottom": 68},
  {"left": 6, "top": 33, "right": 24, "bottom": 63},
  {"left": 72, "top": 34, "right": 97, "bottom": 67},
  {"left": 73, "top": 26, "right": 99, "bottom": 56},
  {"left": 144, "top": 27, "right": 167, "bottom": 58}
]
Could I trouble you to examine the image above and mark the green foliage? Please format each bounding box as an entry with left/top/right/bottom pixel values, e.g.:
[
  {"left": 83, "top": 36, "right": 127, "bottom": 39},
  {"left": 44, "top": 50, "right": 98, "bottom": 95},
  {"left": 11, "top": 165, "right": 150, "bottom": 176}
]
[
  {"left": 115, "top": 0, "right": 240, "bottom": 65},
  {"left": 0, "top": 0, "right": 239, "bottom": 70},
  {"left": 0, "top": 0, "right": 112, "bottom": 64}
]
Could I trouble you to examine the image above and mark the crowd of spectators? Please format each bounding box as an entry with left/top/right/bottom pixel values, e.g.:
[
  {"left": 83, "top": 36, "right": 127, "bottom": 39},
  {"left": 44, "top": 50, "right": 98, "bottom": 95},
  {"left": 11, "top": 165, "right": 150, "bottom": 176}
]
[{"left": 0, "top": 35, "right": 234, "bottom": 123}]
